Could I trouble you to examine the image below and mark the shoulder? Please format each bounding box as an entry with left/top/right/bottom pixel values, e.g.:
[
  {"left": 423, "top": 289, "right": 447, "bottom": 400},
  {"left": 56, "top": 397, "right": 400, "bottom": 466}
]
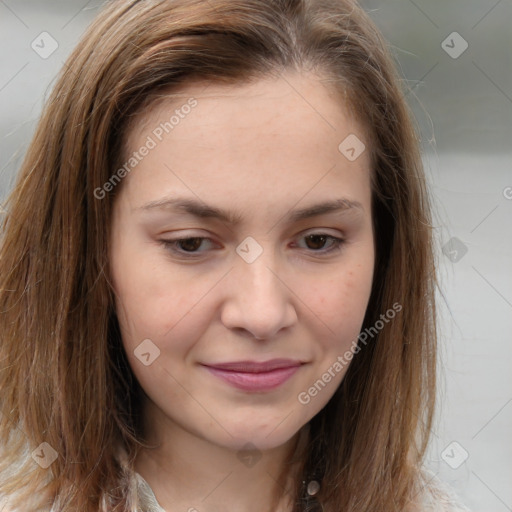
[
  {"left": 0, "top": 441, "right": 55, "bottom": 512},
  {"left": 414, "top": 468, "right": 473, "bottom": 512},
  {"left": 0, "top": 493, "right": 54, "bottom": 512}
]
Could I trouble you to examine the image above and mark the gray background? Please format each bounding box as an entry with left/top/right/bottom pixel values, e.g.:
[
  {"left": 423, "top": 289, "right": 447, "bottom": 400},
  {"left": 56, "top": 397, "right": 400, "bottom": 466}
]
[{"left": 0, "top": 1, "right": 511, "bottom": 511}]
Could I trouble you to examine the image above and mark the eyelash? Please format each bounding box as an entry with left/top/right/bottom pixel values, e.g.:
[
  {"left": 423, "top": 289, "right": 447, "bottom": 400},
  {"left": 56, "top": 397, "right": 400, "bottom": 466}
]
[{"left": 159, "top": 233, "right": 345, "bottom": 258}]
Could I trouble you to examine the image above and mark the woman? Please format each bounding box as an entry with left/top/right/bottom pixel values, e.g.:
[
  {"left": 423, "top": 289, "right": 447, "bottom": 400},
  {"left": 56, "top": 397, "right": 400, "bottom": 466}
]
[{"left": 0, "top": 0, "right": 471, "bottom": 511}]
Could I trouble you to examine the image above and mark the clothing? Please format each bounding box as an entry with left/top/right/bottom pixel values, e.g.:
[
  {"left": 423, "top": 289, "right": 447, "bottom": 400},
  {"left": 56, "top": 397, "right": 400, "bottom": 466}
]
[
  {"left": 134, "top": 471, "right": 166, "bottom": 512},
  {"left": 0, "top": 442, "right": 473, "bottom": 512},
  {"left": 132, "top": 469, "right": 473, "bottom": 512}
]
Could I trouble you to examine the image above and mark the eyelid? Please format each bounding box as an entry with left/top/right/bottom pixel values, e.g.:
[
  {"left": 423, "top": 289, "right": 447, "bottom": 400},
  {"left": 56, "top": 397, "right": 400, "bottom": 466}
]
[{"left": 158, "top": 229, "right": 346, "bottom": 257}]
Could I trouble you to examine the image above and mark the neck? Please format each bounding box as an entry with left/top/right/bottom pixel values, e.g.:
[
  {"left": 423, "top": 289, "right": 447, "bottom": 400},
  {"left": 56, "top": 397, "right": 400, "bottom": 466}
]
[{"left": 134, "top": 400, "right": 309, "bottom": 512}]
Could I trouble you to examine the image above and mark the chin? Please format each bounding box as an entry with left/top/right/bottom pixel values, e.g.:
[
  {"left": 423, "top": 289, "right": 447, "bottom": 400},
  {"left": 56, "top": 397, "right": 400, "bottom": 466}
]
[
  {"left": 209, "top": 418, "right": 304, "bottom": 452},
  {"left": 219, "top": 434, "right": 297, "bottom": 454}
]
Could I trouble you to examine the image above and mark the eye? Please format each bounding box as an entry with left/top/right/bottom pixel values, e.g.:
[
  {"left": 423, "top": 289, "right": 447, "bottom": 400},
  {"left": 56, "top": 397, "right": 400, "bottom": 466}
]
[
  {"left": 160, "top": 237, "right": 215, "bottom": 255},
  {"left": 294, "top": 233, "right": 345, "bottom": 254},
  {"left": 159, "top": 232, "right": 344, "bottom": 258}
]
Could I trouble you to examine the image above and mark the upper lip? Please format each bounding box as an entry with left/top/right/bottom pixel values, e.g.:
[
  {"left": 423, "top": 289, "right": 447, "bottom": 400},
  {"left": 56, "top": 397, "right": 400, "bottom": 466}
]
[{"left": 202, "top": 359, "right": 303, "bottom": 373}]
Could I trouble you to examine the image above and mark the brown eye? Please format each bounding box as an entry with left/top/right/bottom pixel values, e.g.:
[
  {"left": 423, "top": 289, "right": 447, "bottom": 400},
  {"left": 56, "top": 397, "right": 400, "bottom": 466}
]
[
  {"left": 160, "top": 237, "right": 215, "bottom": 255},
  {"left": 297, "top": 233, "right": 344, "bottom": 254},
  {"left": 305, "top": 234, "right": 329, "bottom": 250},
  {"left": 176, "top": 237, "right": 204, "bottom": 252}
]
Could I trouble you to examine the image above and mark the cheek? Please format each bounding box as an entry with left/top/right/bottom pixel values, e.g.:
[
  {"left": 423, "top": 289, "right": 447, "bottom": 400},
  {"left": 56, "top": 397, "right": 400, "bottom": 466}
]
[
  {"left": 111, "top": 241, "right": 217, "bottom": 354},
  {"left": 297, "top": 266, "right": 373, "bottom": 406},
  {"left": 110, "top": 236, "right": 177, "bottom": 341},
  {"left": 312, "top": 264, "right": 373, "bottom": 333}
]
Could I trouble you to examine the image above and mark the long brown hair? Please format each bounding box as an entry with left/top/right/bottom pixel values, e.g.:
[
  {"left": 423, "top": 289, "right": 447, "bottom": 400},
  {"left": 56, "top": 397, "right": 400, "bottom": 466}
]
[{"left": 0, "top": 0, "right": 437, "bottom": 510}]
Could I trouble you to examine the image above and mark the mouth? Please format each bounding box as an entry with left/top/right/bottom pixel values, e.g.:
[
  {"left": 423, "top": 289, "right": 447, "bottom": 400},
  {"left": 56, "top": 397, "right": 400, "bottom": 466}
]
[{"left": 200, "top": 359, "right": 304, "bottom": 392}]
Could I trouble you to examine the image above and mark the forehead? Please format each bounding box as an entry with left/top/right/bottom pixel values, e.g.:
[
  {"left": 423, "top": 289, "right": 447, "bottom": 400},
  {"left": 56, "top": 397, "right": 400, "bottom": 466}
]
[
  {"left": 124, "top": 71, "right": 364, "bottom": 153},
  {"left": 118, "top": 71, "right": 372, "bottom": 216}
]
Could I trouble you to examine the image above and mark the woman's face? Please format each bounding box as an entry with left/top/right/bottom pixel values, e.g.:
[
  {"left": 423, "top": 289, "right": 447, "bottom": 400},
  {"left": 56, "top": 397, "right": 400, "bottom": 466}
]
[{"left": 110, "top": 71, "right": 375, "bottom": 452}]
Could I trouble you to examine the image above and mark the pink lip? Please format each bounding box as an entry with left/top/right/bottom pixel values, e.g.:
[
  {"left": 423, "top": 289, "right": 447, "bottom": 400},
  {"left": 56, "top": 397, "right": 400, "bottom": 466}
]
[{"left": 201, "top": 359, "right": 303, "bottom": 391}]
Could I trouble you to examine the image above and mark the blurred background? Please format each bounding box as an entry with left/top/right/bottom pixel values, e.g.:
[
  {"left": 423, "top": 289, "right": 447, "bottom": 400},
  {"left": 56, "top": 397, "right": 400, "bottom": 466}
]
[{"left": 0, "top": 1, "right": 511, "bottom": 510}]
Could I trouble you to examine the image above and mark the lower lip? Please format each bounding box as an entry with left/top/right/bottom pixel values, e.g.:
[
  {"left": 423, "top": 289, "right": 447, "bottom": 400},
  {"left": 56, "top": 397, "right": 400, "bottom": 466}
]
[{"left": 203, "top": 365, "right": 301, "bottom": 391}]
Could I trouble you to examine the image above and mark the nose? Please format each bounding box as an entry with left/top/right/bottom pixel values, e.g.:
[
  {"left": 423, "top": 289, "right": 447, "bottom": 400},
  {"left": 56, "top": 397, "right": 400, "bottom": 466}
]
[{"left": 220, "top": 249, "right": 297, "bottom": 340}]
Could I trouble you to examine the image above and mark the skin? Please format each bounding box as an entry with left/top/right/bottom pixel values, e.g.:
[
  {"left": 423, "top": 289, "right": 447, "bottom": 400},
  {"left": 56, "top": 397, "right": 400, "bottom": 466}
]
[{"left": 109, "top": 70, "right": 375, "bottom": 512}]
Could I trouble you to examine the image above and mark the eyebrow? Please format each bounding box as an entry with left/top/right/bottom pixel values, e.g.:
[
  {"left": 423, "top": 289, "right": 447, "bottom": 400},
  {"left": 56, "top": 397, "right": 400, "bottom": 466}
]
[{"left": 136, "top": 196, "right": 363, "bottom": 224}]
